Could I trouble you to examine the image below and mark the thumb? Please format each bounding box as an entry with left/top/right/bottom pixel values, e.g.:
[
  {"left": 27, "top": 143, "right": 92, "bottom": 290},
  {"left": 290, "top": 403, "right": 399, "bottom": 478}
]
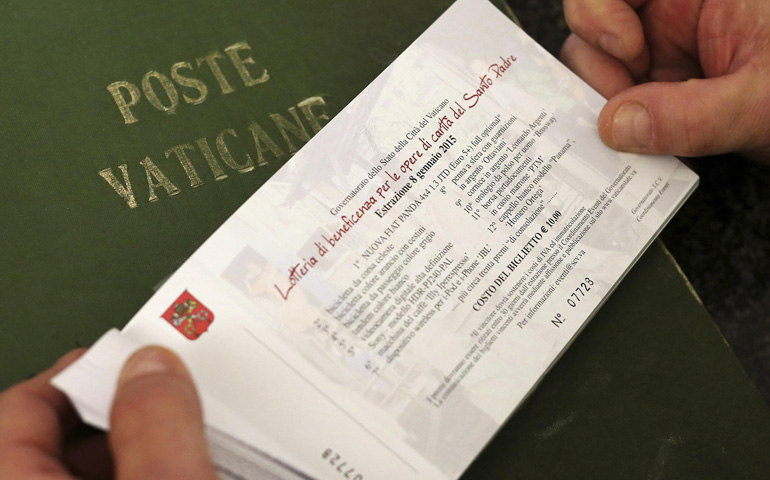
[
  {"left": 110, "top": 347, "right": 218, "bottom": 480},
  {"left": 598, "top": 71, "right": 764, "bottom": 158}
]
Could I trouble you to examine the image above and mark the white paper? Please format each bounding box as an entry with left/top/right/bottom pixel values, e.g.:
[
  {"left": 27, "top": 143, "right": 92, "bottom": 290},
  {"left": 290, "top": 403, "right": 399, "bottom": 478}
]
[{"left": 54, "top": 1, "right": 698, "bottom": 478}]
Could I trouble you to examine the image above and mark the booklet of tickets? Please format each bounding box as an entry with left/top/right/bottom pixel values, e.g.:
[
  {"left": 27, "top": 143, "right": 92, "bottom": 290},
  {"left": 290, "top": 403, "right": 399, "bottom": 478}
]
[{"left": 54, "top": 0, "right": 698, "bottom": 478}]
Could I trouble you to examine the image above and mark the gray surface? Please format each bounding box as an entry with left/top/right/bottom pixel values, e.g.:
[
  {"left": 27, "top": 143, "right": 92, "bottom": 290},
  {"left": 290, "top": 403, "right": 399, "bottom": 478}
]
[{"left": 508, "top": 0, "right": 770, "bottom": 404}]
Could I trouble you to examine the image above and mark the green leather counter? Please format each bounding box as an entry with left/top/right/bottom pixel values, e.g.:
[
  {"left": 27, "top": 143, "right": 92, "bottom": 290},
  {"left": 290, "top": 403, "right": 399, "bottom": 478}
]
[{"left": 464, "top": 241, "right": 770, "bottom": 479}]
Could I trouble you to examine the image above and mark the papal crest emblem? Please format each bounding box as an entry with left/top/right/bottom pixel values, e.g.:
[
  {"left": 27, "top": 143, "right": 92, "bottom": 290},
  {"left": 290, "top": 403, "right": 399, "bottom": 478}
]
[{"left": 161, "top": 290, "right": 214, "bottom": 340}]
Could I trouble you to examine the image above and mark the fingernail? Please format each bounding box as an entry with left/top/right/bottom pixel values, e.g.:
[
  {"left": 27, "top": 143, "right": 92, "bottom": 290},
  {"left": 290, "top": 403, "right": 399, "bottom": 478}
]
[
  {"left": 612, "top": 102, "right": 653, "bottom": 149},
  {"left": 119, "top": 348, "right": 175, "bottom": 385},
  {"left": 597, "top": 33, "right": 625, "bottom": 57}
]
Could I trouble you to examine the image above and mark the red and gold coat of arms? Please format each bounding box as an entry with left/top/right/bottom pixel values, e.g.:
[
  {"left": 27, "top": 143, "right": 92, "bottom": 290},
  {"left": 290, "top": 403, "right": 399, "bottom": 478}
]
[{"left": 161, "top": 290, "right": 214, "bottom": 340}]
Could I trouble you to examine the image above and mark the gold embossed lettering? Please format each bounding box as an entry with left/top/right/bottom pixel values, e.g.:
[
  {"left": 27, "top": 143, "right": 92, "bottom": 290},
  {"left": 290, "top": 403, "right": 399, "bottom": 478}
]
[
  {"left": 99, "top": 165, "right": 138, "bottom": 208},
  {"left": 248, "top": 121, "right": 284, "bottom": 166},
  {"left": 171, "top": 61, "right": 208, "bottom": 105},
  {"left": 195, "top": 137, "right": 228, "bottom": 180},
  {"left": 224, "top": 41, "right": 270, "bottom": 87},
  {"left": 197, "top": 52, "right": 235, "bottom": 94},
  {"left": 140, "top": 156, "right": 181, "bottom": 202},
  {"left": 270, "top": 107, "right": 310, "bottom": 154},
  {"left": 107, "top": 81, "right": 142, "bottom": 124},
  {"left": 142, "top": 71, "right": 179, "bottom": 113},
  {"left": 216, "top": 129, "right": 254, "bottom": 173},
  {"left": 165, "top": 144, "right": 204, "bottom": 187},
  {"left": 298, "top": 96, "right": 331, "bottom": 134}
]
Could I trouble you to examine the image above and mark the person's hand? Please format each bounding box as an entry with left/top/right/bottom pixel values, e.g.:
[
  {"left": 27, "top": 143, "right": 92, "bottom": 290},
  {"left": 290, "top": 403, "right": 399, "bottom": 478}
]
[
  {"left": 560, "top": 0, "right": 770, "bottom": 162},
  {"left": 0, "top": 347, "right": 219, "bottom": 479}
]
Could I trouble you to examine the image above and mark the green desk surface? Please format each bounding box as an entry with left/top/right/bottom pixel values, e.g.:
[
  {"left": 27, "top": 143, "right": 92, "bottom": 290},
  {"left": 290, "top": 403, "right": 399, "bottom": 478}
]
[{"left": 463, "top": 240, "right": 770, "bottom": 479}]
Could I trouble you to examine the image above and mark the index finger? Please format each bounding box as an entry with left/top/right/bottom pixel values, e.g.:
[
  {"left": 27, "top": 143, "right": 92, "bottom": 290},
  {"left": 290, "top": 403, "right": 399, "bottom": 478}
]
[
  {"left": 0, "top": 349, "right": 85, "bottom": 458},
  {"left": 564, "top": 0, "right": 649, "bottom": 63}
]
